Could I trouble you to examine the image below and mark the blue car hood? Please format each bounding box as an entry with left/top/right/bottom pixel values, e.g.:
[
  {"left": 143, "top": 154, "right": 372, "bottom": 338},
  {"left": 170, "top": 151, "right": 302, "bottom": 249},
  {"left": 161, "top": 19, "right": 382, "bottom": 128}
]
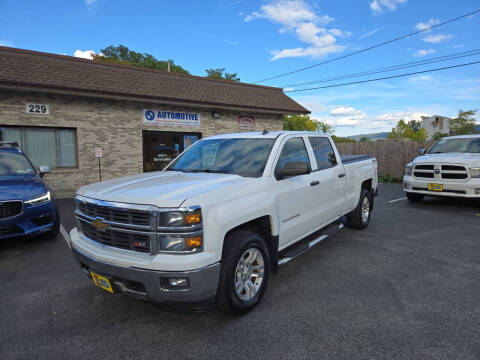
[{"left": 0, "top": 175, "right": 48, "bottom": 201}]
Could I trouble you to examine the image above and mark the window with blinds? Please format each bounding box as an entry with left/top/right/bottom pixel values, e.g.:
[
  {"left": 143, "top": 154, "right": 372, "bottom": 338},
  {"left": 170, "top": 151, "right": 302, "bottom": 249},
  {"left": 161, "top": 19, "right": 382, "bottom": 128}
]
[{"left": 0, "top": 127, "right": 77, "bottom": 168}]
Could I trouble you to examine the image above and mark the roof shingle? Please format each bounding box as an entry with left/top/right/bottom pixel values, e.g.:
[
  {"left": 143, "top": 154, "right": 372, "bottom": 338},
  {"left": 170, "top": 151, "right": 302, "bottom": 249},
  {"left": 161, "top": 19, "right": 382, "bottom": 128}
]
[{"left": 0, "top": 47, "right": 309, "bottom": 114}]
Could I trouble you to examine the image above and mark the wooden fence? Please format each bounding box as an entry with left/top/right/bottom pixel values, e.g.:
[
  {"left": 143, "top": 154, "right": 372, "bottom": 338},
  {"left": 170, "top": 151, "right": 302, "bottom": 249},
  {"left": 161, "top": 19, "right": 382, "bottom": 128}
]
[{"left": 336, "top": 139, "right": 435, "bottom": 178}]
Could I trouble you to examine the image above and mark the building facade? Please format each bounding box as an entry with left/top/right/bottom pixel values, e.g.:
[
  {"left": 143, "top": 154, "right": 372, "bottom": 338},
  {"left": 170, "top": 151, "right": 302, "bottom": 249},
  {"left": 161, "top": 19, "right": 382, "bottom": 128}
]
[
  {"left": 421, "top": 115, "right": 452, "bottom": 140},
  {"left": 0, "top": 47, "right": 309, "bottom": 197}
]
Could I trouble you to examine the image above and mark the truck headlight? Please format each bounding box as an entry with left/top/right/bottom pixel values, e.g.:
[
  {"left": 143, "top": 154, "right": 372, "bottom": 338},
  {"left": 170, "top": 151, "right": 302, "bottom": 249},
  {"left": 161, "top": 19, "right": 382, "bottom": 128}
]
[
  {"left": 25, "top": 191, "right": 51, "bottom": 205},
  {"left": 158, "top": 207, "right": 202, "bottom": 227},
  {"left": 158, "top": 233, "right": 203, "bottom": 253},
  {"left": 405, "top": 164, "right": 413, "bottom": 176},
  {"left": 470, "top": 168, "right": 480, "bottom": 178}
]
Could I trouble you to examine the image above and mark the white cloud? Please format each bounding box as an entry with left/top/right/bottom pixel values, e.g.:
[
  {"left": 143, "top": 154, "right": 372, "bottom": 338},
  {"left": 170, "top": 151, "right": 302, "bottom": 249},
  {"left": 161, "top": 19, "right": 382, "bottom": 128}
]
[
  {"left": 0, "top": 40, "right": 13, "bottom": 47},
  {"left": 226, "top": 39, "right": 239, "bottom": 45},
  {"left": 408, "top": 75, "right": 432, "bottom": 82},
  {"left": 329, "top": 106, "right": 364, "bottom": 116},
  {"left": 358, "top": 27, "right": 382, "bottom": 40},
  {"left": 284, "top": 87, "right": 295, "bottom": 92},
  {"left": 245, "top": 0, "right": 347, "bottom": 60},
  {"left": 74, "top": 49, "right": 96, "bottom": 59},
  {"left": 370, "top": 0, "right": 407, "bottom": 14},
  {"left": 413, "top": 49, "right": 435, "bottom": 57},
  {"left": 423, "top": 34, "right": 453, "bottom": 43},
  {"left": 415, "top": 18, "right": 440, "bottom": 31}
]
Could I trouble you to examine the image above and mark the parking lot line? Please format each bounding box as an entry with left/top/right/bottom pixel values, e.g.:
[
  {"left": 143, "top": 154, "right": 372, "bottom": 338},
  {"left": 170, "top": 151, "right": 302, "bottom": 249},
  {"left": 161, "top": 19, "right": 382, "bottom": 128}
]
[
  {"left": 388, "top": 197, "right": 407, "bottom": 203},
  {"left": 59, "top": 224, "right": 71, "bottom": 247}
]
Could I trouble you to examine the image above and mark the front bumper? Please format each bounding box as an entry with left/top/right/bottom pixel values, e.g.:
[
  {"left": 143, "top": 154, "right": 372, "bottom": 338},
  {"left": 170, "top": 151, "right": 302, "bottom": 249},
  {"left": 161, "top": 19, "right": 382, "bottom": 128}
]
[
  {"left": 71, "top": 245, "right": 220, "bottom": 304},
  {"left": 403, "top": 176, "right": 480, "bottom": 198},
  {"left": 0, "top": 201, "right": 57, "bottom": 238}
]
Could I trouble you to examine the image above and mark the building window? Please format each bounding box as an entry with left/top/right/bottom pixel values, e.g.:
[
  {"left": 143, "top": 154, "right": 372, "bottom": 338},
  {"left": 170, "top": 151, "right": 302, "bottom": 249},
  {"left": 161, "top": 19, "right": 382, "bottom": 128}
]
[{"left": 0, "top": 126, "right": 77, "bottom": 168}]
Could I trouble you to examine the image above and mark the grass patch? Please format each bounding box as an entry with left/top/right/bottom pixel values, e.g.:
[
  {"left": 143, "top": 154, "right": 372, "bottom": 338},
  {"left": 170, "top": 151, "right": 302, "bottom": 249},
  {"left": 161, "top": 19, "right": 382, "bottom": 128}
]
[{"left": 379, "top": 175, "right": 402, "bottom": 183}]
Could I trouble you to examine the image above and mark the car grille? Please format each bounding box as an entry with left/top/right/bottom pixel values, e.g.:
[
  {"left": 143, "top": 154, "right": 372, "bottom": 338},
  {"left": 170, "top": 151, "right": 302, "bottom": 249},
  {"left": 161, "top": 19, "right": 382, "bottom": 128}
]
[
  {"left": 79, "top": 202, "right": 151, "bottom": 227},
  {"left": 413, "top": 164, "right": 468, "bottom": 181},
  {"left": 0, "top": 201, "right": 23, "bottom": 219},
  {"left": 0, "top": 225, "right": 23, "bottom": 236},
  {"left": 79, "top": 220, "right": 151, "bottom": 253}
]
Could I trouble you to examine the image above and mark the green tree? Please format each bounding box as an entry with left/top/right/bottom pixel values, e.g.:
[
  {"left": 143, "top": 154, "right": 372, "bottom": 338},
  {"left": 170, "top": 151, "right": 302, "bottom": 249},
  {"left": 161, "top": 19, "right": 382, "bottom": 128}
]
[
  {"left": 314, "top": 120, "right": 334, "bottom": 133},
  {"left": 432, "top": 132, "right": 449, "bottom": 141},
  {"left": 283, "top": 114, "right": 317, "bottom": 132},
  {"left": 359, "top": 136, "right": 370, "bottom": 143},
  {"left": 449, "top": 109, "right": 478, "bottom": 135},
  {"left": 205, "top": 68, "right": 240, "bottom": 81},
  {"left": 92, "top": 45, "right": 189, "bottom": 74},
  {"left": 387, "top": 119, "right": 428, "bottom": 141},
  {"left": 407, "top": 120, "right": 422, "bottom": 133},
  {"left": 331, "top": 135, "right": 356, "bottom": 143}
]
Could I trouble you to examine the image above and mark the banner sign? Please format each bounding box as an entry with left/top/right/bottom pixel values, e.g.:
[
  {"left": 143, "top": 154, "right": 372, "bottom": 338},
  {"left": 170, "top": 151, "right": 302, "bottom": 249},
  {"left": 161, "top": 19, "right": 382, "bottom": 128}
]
[
  {"left": 143, "top": 109, "right": 201, "bottom": 128},
  {"left": 238, "top": 116, "right": 255, "bottom": 131}
]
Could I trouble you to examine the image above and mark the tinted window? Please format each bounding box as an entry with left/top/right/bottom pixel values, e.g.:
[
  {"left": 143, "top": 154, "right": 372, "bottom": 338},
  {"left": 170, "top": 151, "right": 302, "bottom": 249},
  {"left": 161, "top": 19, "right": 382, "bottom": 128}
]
[
  {"left": 309, "top": 137, "right": 336, "bottom": 170},
  {"left": 168, "top": 138, "right": 275, "bottom": 178},
  {"left": 275, "top": 137, "right": 310, "bottom": 173}
]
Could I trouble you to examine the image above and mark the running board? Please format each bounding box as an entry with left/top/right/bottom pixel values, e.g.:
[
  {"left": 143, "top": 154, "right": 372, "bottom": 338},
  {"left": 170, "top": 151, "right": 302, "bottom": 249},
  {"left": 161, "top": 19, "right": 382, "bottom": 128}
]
[{"left": 278, "top": 223, "right": 344, "bottom": 266}]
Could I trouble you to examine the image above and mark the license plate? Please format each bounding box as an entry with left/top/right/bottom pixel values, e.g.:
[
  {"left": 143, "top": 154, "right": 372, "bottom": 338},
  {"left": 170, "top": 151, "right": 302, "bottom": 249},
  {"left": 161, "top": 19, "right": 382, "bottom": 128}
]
[
  {"left": 90, "top": 271, "right": 114, "bottom": 293},
  {"left": 428, "top": 183, "right": 443, "bottom": 192}
]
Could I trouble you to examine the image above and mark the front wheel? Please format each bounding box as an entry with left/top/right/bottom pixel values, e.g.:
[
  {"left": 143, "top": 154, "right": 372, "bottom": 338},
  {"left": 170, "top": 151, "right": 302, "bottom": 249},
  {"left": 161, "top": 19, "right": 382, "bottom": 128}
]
[
  {"left": 347, "top": 188, "right": 372, "bottom": 230},
  {"left": 217, "top": 230, "right": 270, "bottom": 314}
]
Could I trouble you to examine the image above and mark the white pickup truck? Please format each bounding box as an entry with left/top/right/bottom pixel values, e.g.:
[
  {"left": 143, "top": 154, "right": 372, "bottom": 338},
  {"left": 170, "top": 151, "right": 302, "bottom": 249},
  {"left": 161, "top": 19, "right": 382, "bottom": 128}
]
[
  {"left": 69, "top": 131, "right": 378, "bottom": 313},
  {"left": 404, "top": 134, "right": 480, "bottom": 202}
]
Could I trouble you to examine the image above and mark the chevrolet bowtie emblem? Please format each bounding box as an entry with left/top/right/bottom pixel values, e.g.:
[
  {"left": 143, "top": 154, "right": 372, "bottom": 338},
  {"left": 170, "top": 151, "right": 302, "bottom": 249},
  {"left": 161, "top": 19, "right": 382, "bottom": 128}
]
[{"left": 92, "top": 219, "right": 108, "bottom": 231}]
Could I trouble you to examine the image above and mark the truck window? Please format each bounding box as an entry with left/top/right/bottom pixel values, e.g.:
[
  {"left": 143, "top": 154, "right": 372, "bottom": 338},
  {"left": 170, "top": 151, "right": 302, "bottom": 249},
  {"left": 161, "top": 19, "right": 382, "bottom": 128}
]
[
  {"left": 308, "top": 137, "right": 337, "bottom": 170},
  {"left": 275, "top": 137, "right": 310, "bottom": 173}
]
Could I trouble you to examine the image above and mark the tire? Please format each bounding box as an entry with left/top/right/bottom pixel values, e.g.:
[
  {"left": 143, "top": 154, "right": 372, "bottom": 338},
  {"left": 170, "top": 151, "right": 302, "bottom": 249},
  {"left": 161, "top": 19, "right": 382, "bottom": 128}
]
[
  {"left": 406, "top": 192, "right": 424, "bottom": 203},
  {"left": 217, "top": 230, "right": 270, "bottom": 315},
  {"left": 346, "top": 188, "right": 372, "bottom": 230},
  {"left": 40, "top": 206, "right": 60, "bottom": 240}
]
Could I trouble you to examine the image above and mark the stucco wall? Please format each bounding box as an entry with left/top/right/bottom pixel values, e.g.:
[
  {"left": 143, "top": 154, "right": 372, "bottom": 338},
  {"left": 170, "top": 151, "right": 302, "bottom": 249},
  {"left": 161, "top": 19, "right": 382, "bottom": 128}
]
[{"left": 0, "top": 89, "right": 283, "bottom": 197}]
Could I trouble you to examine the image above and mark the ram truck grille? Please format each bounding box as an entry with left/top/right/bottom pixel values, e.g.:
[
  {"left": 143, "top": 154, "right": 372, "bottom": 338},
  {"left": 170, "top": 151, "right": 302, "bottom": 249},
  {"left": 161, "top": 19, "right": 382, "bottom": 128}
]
[
  {"left": 0, "top": 201, "right": 23, "bottom": 219},
  {"left": 413, "top": 164, "right": 469, "bottom": 181}
]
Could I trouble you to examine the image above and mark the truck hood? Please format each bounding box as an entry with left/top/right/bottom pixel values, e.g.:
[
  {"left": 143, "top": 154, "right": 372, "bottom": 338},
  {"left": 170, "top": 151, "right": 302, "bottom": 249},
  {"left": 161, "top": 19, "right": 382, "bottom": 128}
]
[
  {"left": 412, "top": 153, "right": 480, "bottom": 167},
  {"left": 77, "top": 171, "right": 248, "bottom": 208}
]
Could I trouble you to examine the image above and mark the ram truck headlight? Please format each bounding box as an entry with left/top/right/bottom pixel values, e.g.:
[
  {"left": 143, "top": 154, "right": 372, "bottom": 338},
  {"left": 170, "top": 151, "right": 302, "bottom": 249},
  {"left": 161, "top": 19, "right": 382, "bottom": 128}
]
[
  {"left": 470, "top": 167, "right": 480, "bottom": 178},
  {"left": 25, "top": 191, "right": 51, "bottom": 205},
  {"left": 405, "top": 164, "right": 413, "bottom": 176}
]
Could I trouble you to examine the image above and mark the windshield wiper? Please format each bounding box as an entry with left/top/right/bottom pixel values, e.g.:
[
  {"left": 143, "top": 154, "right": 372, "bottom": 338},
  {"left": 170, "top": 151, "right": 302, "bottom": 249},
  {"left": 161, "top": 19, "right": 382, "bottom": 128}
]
[{"left": 185, "top": 169, "right": 228, "bottom": 174}]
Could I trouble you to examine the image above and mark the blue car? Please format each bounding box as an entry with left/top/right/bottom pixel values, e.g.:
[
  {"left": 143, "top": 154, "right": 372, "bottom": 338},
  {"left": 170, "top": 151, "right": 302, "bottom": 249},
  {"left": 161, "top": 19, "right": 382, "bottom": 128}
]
[{"left": 0, "top": 142, "right": 60, "bottom": 239}]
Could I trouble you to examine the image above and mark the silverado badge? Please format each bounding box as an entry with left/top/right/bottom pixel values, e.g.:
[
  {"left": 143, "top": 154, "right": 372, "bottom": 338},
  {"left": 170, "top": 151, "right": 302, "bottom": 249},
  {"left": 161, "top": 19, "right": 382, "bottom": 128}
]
[{"left": 92, "top": 218, "right": 108, "bottom": 232}]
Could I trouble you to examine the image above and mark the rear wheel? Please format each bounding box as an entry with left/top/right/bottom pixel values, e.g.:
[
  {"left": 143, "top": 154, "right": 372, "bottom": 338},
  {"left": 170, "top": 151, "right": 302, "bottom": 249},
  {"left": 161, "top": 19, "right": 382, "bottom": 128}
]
[
  {"left": 406, "top": 192, "right": 424, "bottom": 203},
  {"left": 217, "top": 230, "right": 270, "bottom": 314},
  {"left": 347, "top": 188, "right": 372, "bottom": 230}
]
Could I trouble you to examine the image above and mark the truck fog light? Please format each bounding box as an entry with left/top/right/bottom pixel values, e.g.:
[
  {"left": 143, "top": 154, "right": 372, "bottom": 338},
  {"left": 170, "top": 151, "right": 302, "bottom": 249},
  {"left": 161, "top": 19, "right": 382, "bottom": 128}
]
[
  {"left": 475, "top": 188, "right": 480, "bottom": 195},
  {"left": 404, "top": 182, "right": 410, "bottom": 190},
  {"left": 160, "top": 277, "right": 189, "bottom": 290}
]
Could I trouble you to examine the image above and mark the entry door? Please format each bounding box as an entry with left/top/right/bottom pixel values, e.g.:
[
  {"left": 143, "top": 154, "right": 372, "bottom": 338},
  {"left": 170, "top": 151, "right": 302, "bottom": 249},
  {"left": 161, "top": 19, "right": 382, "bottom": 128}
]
[
  {"left": 307, "top": 136, "right": 347, "bottom": 225},
  {"left": 275, "top": 136, "right": 317, "bottom": 248}
]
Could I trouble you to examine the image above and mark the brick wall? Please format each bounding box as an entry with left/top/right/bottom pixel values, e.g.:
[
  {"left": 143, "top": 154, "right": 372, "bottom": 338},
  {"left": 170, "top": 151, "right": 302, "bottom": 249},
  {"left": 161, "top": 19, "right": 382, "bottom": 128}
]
[{"left": 0, "top": 89, "right": 283, "bottom": 197}]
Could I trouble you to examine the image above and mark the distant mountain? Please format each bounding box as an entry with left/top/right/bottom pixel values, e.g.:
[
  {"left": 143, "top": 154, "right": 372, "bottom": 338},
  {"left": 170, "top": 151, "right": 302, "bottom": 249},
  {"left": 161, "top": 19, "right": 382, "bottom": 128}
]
[{"left": 347, "top": 132, "right": 389, "bottom": 142}]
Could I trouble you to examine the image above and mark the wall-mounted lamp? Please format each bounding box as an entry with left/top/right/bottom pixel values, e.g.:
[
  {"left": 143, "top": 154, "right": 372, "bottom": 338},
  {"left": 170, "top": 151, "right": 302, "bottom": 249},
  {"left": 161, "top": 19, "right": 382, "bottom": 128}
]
[{"left": 212, "top": 112, "right": 220, "bottom": 119}]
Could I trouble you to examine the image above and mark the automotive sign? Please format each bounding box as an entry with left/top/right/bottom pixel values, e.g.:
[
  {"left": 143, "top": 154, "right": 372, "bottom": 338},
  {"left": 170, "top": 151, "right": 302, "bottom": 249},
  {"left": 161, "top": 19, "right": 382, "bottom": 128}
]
[{"left": 143, "top": 109, "right": 201, "bottom": 128}]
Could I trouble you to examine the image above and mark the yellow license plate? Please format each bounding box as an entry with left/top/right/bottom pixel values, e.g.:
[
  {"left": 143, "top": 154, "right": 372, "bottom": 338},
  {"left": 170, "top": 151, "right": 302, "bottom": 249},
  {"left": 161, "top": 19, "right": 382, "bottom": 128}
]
[
  {"left": 90, "top": 271, "right": 114, "bottom": 293},
  {"left": 428, "top": 183, "right": 443, "bottom": 192}
]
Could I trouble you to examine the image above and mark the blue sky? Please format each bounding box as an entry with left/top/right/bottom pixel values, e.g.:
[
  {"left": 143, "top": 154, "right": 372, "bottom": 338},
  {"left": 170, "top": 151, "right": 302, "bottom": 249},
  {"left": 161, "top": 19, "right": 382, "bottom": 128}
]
[{"left": 0, "top": 0, "right": 479, "bottom": 136}]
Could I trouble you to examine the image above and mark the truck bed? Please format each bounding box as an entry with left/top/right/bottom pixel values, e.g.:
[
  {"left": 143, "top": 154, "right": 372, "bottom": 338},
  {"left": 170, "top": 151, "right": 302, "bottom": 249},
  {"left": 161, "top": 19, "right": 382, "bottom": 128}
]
[{"left": 340, "top": 155, "right": 373, "bottom": 164}]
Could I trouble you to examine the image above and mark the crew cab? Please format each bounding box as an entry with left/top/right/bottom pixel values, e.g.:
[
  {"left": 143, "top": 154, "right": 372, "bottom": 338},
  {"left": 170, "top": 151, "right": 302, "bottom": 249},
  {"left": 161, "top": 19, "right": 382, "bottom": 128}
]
[
  {"left": 0, "top": 142, "right": 60, "bottom": 239},
  {"left": 404, "top": 134, "right": 480, "bottom": 202},
  {"left": 68, "top": 131, "right": 378, "bottom": 313}
]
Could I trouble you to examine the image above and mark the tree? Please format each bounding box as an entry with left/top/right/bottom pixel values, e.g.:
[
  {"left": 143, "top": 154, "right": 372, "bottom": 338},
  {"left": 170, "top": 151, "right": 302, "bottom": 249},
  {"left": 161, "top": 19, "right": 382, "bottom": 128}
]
[
  {"left": 432, "top": 132, "right": 449, "bottom": 141},
  {"left": 331, "top": 135, "right": 356, "bottom": 143},
  {"left": 314, "top": 120, "right": 334, "bottom": 133},
  {"left": 92, "top": 45, "right": 189, "bottom": 74},
  {"left": 359, "top": 137, "right": 370, "bottom": 143},
  {"left": 449, "top": 109, "right": 478, "bottom": 135},
  {"left": 407, "top": 120, "right": 422, "bottom": 133},
  {"left": 205, "top": 68, "right": 240, "bottom": 81},
  {"left": 387, "top": 119, "right": 428, "bottom": 141},
  {"left": 283, "top": 114, "right": 317, "bottom": 132}
]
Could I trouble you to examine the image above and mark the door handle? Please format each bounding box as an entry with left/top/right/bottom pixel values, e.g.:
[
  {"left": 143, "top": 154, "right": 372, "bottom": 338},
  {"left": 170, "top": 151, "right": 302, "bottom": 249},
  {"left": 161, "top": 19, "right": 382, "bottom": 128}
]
[
  {"left": 338, "top": 173, "right": 346, "bottom": 178},
  {"left": 310, "top": 180, "right": 320, "bottom": 186}
]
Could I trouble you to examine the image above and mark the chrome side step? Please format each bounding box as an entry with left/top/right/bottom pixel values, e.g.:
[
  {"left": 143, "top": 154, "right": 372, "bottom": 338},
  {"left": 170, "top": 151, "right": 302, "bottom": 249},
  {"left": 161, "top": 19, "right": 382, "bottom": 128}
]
[{"left": 278, "top": 223, "right": 344, "bottom": 266}]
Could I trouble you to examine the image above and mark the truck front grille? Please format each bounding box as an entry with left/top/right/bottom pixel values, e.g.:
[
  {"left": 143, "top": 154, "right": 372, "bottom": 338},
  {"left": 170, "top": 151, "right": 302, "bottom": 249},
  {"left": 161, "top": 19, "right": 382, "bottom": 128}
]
[
  {"left": 413, "top": 164, "right": 469, "bottom": 181},
  {"left": 0, "top": 201, "right": 23, "bottom": 219},
  {"left": 79, "top": 202, "right": 151, "bottom": 227},
  {"left": 79, "top": 220, "right": 151, "bottom": 253}
]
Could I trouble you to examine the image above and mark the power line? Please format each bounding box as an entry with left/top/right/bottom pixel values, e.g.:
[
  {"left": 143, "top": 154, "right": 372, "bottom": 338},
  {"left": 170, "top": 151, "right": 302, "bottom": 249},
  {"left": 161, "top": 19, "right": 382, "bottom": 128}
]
[
  {"left": 254, "top": 9, "right": 480, "bottom": 84},
  {"left": 281, "top": 49, "right": 480, "bottom": 88},
  {"left": 284, "top": 61, "right": 480, "bottom": 92}
]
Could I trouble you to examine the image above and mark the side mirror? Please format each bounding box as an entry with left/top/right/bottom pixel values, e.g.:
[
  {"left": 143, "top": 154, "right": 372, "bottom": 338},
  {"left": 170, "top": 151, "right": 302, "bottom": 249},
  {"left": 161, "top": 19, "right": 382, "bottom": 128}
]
[
  {"left": 39, "top": 165, "right": 51, "bottom": 177},
  {"left": 277, "top": 161, "right": 310, "bottom": 179},
  {"left": 418, "top": 148, "right": 425, "bottom": 155},
  {"left": 328, "top": 153, "right": 337, "bottom": 165}
]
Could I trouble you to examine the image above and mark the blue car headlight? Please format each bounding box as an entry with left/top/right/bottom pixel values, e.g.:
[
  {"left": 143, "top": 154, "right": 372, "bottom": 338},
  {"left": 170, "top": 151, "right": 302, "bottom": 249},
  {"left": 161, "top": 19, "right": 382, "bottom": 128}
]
[{"left": 25, "top": 191, "right": 51, "bottom": 206}]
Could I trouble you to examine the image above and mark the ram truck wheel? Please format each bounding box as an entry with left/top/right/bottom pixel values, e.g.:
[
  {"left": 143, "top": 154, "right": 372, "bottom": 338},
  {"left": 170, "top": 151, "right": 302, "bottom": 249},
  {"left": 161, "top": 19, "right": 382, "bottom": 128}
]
[
  {"left": 217, "top": 230, "right": 270, "bottom": 314},
  {"left": 406, "top": 192, "right": 424, "bottom": 203},
  {"left": 347, "top": 188, "right": 372, "bottom": 230}
]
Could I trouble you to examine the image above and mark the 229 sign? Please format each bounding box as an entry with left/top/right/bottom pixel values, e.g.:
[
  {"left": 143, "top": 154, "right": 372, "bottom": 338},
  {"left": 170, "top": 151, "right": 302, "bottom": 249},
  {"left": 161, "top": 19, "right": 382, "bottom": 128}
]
[{"left": 26, "top": 103, "right": 49, "bottom": 115}]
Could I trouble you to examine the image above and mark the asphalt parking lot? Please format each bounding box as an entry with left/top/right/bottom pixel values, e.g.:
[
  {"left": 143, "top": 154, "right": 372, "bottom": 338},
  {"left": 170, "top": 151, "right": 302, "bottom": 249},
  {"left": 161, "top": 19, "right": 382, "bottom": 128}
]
[{"left": 1, "top": 183, "right": 479, "bottom": 360}]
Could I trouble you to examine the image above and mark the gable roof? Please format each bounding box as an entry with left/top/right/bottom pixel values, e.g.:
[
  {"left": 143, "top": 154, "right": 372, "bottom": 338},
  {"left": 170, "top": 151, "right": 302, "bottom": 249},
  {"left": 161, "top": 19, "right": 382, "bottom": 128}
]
[{"left": 0, "top": 46, "right": 309, "bottom": 114}]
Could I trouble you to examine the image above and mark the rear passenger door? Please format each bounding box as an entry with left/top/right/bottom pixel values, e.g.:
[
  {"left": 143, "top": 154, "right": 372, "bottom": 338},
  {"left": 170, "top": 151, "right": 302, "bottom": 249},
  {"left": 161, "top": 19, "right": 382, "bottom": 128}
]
[{"left": 308, "top": 136, "right": 347, "bottom": 226}]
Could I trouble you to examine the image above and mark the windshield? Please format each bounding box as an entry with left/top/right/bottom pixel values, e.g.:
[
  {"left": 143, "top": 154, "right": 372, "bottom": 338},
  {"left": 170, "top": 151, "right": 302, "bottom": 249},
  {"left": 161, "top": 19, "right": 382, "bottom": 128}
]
[
  {"left": 0, "top": 151, "right": 35, "bottom": 176},
  {"left": 428, "top": 137, "right": 480, "bottom": 154},
  {"left": 166, "top": 138, "right": 275, "bottom": 177}
]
